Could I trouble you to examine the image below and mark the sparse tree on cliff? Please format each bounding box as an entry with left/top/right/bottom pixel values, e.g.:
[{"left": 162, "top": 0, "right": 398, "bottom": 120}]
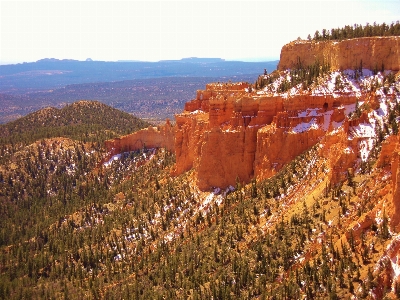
[
  {"left": 322, "top": 29, "right": 327, "bottom": 39},
  {"left": 314, "top": 30, "right": 321, "bottom": 41},
  {"left": 308, "top": 21, "right": 400, "bottom": 41}
]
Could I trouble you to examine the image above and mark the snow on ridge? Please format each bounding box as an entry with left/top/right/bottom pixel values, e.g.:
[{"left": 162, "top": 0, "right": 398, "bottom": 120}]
[
  {"left": 391, "top": 256, "right": 400, "bottom": 286},
  {"left": 332, "top": 121, "right": 343, "bottom": 130},
  {"left": 291, "top": 118, "right": 319, "bottom": 133},
  {"left": 190, "top": 109, "right": 204, "bottom": 115},
  {"left": 104, "top": 154, "right": 122, "bottom": 167},
  {"left": 351, "top": 123, "right": 375, "bottom": 138},
  {"left": 343, "top": 146, "right": 353, "bottom": 154},
  {"left": 298, "top": 108, "right": 319, "bottom": 118},
  {"left": 343, "top": 103, "right": 360, "bottom": 116},
  {"left": 103, "top": 149, "right": 156, "bottom": 168},
  {"left": 322, "top": 110, "right": 334, "bottom": 131},
  {"left": 294, "top": 109, "right": 336, "bottom": 133},
  {"left": 259, "top": 68, "right": 390, "bottom": 98},
  {"left": 312, "top": 70, "right": 363, "bottom": 97},
  {"left": 376, "top": 101, "right": 388, "bottom": 117}
]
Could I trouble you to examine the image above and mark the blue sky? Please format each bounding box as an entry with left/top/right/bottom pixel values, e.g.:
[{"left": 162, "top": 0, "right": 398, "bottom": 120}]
[{"left": 1, "top": 0, "right": 399, "bottom": 64}]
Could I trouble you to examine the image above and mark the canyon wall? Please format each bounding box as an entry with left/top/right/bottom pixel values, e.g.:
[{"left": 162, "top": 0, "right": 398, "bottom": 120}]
[
  {"left": 104, "top": 36, "right": 399, "bottom": 191},
  {"left": 278, "top": 37, "right": 400, "bottom": 71},
  {"left": 195, "top": 126, "right": 258, "bottom": 190},
  {"left": 173, "top": 81, "right": 360, "bottom": 190},
  {"left": 391, "top": 135, "right": 400, "bottom": 228},
  {"left": 255, "top": 124, "right": 325, "bottom": 180},
  {"left": 104, "top": 83, "right": 363, "bottom": 190},
  {"left": 104, "top": 119, "right": 174, "bottom": 156}
]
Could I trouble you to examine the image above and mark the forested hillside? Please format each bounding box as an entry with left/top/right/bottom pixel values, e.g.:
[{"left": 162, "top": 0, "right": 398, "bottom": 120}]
[
  {"left": 1, "top": 23, "right": 400, "bottom": 299},
  {"left": 1, "top": 70, "right": 400, "bottom": 299},
  {"left": 0, "top": 100, "right": 150, "bottom": 146}
]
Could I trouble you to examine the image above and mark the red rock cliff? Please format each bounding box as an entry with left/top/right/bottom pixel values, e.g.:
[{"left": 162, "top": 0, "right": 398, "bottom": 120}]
[
  {"left": 105, "top": 119, "right": 175, "bottom": 156},
  {"left": 391, "top": 135, "right": 400, "bottom": 228},
  {"left": 104, "top": 37, "right": 399, "bottom": 192},
  {"left": 173, "top": 81, "right": 360, "bottom": 190},
  {"left": 278, "top": 37, "right": 400, "bottom": 71}
]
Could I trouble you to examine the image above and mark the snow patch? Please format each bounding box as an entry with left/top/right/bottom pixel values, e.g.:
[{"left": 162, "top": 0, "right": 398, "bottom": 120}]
[
  {"left": 343, "top": 147, "right": 353, "bottom": 154},
  {"left": 291, "top": 118, "right": 319, "bottom": 133},
  {"left": 391, "top": 256, "right": 400, "bottom": 281},
  {"left": 103, "top": 154, "right": 122, "bottom": 167},
  {"left": 351, "top": 123, "right": 375, "bottom": 138},
  {"left": 190, "top": 109, "right": 203, "bottom": 115}
]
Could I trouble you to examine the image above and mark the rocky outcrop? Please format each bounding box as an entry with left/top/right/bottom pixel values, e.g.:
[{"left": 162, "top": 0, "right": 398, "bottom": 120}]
[
  {"left": 104, "top": 36, "right": 399, "bottom": 192},
  {"left": 377, "top": 135, "right": 398, "bottom": 168},
  {"left": 278, "top": 37, "right": 400, "bottom": 71},
  {"left": 196, "top": 126, "right": 258, "bottom": 190},
  {"left": 104, "top": 80, "right": 365, "bottom": 190},
  {"left": 173, "top": 82, "right": 360, "bottom": 190},
  {"left": 105, "top": 119, "right": 174, "bottom": 156},
  {"left": 173, "top": 113, "right": 208, "bottom": 175},
  {"left": 391, "top": 135, "right": 400, "bottom": 228},
  {"left": 254, "top": 117, "right": 325, "bottom": 180}
]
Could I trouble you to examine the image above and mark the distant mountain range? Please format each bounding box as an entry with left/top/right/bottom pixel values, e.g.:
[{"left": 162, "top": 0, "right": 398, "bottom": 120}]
[
  {"left": 0, "top": 58, "right": 278, "bottom": 91},
  {"left": 0, "top": 58, "right": 278, "bottom": 123}
]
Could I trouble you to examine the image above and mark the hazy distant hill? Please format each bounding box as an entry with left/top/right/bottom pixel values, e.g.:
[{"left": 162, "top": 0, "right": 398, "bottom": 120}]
[
  {"left": 0, "top": 58, "right": 278, "bottom": 123},
  {"left": 0, "top": 58, "right": 278, "bottom": 91},
  {"left": 0, "top": 76, "right": 261, "bottom": 124}
]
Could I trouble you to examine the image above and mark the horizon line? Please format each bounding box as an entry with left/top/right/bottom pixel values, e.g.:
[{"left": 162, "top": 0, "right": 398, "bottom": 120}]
[{"left": 0, "top": 56, "right": 280, "bottom": 66}]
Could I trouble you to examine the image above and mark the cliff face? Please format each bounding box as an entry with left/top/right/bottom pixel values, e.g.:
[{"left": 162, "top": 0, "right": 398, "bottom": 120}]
[
  {"left": 173, "top": 83, "right": 259, "bottom": 189},
  {"left": 391, "top": 135, "right": 400, "bottom": 227},
  {"left": 105, "top": 36, "right": 399, "bottom": 192},
  {"left": 255, "top": 124, "right": 325, "bottom": 180},
  {"left": 173, "top": 82, "right": 362, "bottom": 190},
  {"left": 105, "top": 119, "right": 174, "bottom": 156},
  {"left": 195, "top": 127, "right": 257, "bottom": 190},
  {"left": 278, "top": 37, "right": 400, "bottom": 71},
  {"left": 173, "top": 113, "right": 208, "bottom": 175}
]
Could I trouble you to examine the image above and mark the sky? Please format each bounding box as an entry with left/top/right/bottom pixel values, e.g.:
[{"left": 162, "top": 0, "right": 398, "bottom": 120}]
[{"left": 1, "top": 0, "right": 399, "bottom": 64}]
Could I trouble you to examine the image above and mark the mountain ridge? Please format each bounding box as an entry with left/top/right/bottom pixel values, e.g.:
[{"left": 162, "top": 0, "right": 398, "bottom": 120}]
[{"left": 0, "top": 59, "right": 278, "bottom": 91}]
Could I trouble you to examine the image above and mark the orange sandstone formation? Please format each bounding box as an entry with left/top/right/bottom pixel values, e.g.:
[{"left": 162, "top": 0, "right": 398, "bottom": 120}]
[
  {"left": 254, "top": 117, "right": 325, "bottom": 180},
  {"left": 104, "top": 119, "right": 174, "bottom": 156},
  {"left": 173, "top": 82, "right": 360, "bottom": 190},
  {"left": 278, "top": 36, "right": 400, "bottom": 71},
  {"left": 104, "top": 83, "right": 368, "bottom": 190},
  {"left": 104, "top": 36, "right": 399, "bottom": 191},
  {"left": 391, "top": 135, "right": 400, "bottom": 228}
]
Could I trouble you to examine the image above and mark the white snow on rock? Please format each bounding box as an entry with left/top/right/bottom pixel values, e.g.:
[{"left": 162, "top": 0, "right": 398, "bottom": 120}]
[
  {"left": 391, "top": 256, "right": 400, "bottom": 283},
  {"left": 350, "top": 123, "right": 375, "bottom": 138},
  {"left": 291, "top": 118, "right": 319, "bottom": 133},
  {"left": 343, "top": 147, "right": 353, "bottom": 154},
  {"left": 103, "top": 154, "right": 122, "bottom": 167},
  {"left": 322, "top": 110, "right": 334, "bottom": 131},
  {"left": 298, "top": 108, "right": 320, "bottom": 118},
  {"left": 190, "top": 109, "right": 204, "bottom": 115}
]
